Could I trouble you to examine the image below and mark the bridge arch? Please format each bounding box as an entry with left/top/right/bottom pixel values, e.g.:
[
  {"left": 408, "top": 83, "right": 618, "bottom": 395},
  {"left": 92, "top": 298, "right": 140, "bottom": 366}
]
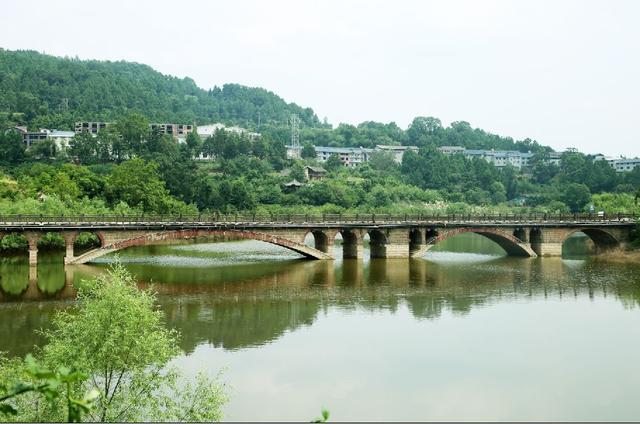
[
  {"left": 303, "top": 229, "right": 334, "bottom": 254},
  {"left": 420, "top": 227, "right": 537, "bottom": 258},
  {"left": 563, "top": 228, "right": 620, "bottom": 253},
  {"left": 68, "top": 229, "right": 332, "bottom": 264}
]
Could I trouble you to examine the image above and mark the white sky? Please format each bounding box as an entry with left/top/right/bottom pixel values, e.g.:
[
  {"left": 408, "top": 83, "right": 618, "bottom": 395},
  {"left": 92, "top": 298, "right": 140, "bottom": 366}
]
[{"left": 2, "top": 0, "right": 639, "bottom": 156}]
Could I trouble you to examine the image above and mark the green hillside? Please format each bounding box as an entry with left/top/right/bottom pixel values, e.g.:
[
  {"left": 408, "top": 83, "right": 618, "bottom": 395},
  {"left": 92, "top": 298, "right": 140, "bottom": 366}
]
[{"left": 0, "top": 48, "right": 321, "bottom": 130}]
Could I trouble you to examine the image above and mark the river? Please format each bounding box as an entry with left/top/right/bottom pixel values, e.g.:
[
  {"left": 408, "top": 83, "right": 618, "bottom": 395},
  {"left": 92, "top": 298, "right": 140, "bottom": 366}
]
[{"left": 1, "top": 233, "right": 640, "bottom": 421}]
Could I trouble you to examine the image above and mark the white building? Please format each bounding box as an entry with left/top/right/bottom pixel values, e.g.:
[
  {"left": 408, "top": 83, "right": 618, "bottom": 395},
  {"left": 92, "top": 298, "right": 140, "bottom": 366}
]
[
  {"left": 611, "top": 158, "right": 640, "bottom": 172},
  {"left": 439, "top": 147, "right": 534, "bottom": 169},
  {"left": 315, "top": 146, "right": 373, "bottom": 167},
  {"left": 14, "top": 127, "right": 75, "bottom": 149},
  {"left": 285, "top": 144, "right": 420, "bottom": 167},
  {"left": 547, "top": 151, "right": 562, "bottom": 166},
  {"left": 196, "top": 123, "right": 260, "bottom": 140},
  {"left": 48, "top": 130, "right": 75, "bottom": 150}
]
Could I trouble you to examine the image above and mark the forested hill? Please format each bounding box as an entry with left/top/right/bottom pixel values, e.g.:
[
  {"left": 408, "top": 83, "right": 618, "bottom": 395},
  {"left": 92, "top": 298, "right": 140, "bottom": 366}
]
[
  {"left": 0, "top": 49, "right": 321, "bottom": 130},
  {"left": 0, "top": 48, "right": 552, "bottom": 154}
]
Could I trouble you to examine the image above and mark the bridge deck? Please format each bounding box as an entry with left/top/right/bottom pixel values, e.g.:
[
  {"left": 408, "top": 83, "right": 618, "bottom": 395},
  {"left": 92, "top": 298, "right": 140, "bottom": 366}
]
[{"left": 0, "top": 213, "right": 634, "bottom": 231}]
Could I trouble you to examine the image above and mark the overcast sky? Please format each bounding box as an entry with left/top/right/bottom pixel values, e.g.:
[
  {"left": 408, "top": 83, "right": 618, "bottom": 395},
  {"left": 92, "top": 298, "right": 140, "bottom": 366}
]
[{"left": 2, "top": 0, "right": 639, "bottom": 156}]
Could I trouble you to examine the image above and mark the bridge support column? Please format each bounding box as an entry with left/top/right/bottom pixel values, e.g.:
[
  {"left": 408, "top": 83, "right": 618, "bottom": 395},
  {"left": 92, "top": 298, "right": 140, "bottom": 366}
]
[
  {"left": 311, "top": 230, "right": 332, "bottom": 257},
  {"left": 530, "top": 228, "right": 571, "bottom": 257},
  {"left": 409, "top": 229, "right": 425, "bottom": 258},
  {"left": 62, "top": 231, "right": 78, "bottom": 264},
  {"left": 384, "top": 229, "right": 410, "bottom": 259},
  {"left": 25, "top": 232, "right": 40, "bottom": 267},
  {"left": 341, "top": 230, "right": 363, "bottom": 259}
]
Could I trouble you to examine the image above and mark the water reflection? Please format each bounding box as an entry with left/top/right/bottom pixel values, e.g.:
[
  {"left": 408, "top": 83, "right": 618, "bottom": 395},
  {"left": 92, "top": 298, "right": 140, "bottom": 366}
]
[
  {"left": 2, "top": 239, "right": 640, "bottom": 357},
  {"left": 3, "top": 235, "right": 640, "bottom": 421}
]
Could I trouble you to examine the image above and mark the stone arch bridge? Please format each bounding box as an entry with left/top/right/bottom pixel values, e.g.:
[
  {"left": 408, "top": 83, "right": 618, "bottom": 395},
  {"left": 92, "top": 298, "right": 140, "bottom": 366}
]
[{"left": 0, "top": 213, "right": 634, "bottom": 267}]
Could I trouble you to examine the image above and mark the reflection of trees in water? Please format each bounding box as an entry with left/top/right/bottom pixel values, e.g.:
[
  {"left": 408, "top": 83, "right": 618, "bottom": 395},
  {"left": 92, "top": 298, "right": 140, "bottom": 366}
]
[
  {"left": 3, "top": 250, "right": 640, "bottom": 355},
  {"left": 0, "top": 301, "right": 68, "bottom": 357},
  {"left": 156, "top": 258, "right": 640, "bottom": 351},
  {"left": 161, "top": 297, "right": 322, "bottom": 353}
]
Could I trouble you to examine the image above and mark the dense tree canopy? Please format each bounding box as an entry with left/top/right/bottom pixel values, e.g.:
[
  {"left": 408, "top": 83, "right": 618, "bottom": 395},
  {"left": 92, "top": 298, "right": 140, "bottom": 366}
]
[{"left": 0, "top": 49, "right": 321, "bottom": 131}]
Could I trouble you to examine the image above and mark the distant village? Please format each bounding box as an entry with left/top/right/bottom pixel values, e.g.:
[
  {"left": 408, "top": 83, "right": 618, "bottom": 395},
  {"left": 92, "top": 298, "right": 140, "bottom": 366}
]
[{"left": 12, "top": 121, "right": 640, "bottom": 174}]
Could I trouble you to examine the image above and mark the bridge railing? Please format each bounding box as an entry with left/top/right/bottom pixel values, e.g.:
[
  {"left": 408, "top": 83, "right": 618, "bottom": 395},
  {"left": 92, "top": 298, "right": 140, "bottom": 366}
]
[{"left": 0, "top": 212, "right": 635, "bottom": 225}]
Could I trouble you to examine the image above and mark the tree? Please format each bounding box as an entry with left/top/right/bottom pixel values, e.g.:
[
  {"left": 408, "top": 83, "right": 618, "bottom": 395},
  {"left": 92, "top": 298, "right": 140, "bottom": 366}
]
[
  {"left": 185, "top": 131, "right": 202, "bottom": 156},
  {"left": 96, "top": 127, "right": 122, "bottom": 162},
  {"left": 561, "top": 183, "right": 591, "bottom": 212},
  {"left": 105, "top": 158, "right": 192, "bottom": 213},
  {"left": 115, "top": 112, "right": 149, "bottom": 157},
  {"left": 368, "top": 151, "right": 399, "bottom": 174},
  {"left": 290, "top": 162, "right": 306, "bottom": 182},
  {"left": 0, "top": 354, "right": 99, "bottom": 422},
  {"left": 325, "top": 153, "right": 343, "bottom": 171},
  {"left": 530, "top": 152, "right": 559, "bottom": 184},
  {"left": 369, "top": 185, "right": 392, "bottom": 207},
  {"left": 69, "top": 131, "right": 98, "bottom": 164},
  {"left": 301, "top": 143, "right": 316, "bottom": 159},
  {"left": 0, "top": 130, "right": 26, "bottom": 165},
  {"left": 406, "top": 116, "right": 442, "bottom": 145},
  {"left": 28, "top": 139, "right": 59, "bottom": 161},
  {"left": 36, "top": 264, "right": 226, "bottom": 422},
  {"left": 489, "top": 181, "right": 507, "bottom": 204}
]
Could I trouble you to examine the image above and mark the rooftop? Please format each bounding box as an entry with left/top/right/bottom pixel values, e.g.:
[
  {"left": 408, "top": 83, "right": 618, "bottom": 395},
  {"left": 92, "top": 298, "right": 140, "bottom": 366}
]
[
  {"left": 315, "top": 146, "right": 372, "bottom": 153},
  {"left": 50, "top": 130, "right": 75, "bottom": 137}
]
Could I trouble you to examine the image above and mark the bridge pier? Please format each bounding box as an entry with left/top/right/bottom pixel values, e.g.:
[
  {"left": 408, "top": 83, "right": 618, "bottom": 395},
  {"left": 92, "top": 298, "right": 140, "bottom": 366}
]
[
  {"left": 341, "top": 230, "right": 363, "bottom": 259},
  {"left": 25, "top": 232, "right": 40, "bottom": 267},
  {"left": 530, "top": 228, "right": 569, "bottom": 257},
  {"left": 409, "top": 229, "right": 425, "bottom": 258},
  {"left": 379, "top": 229, "right": 410, "bottom": 259},
  {"left": 62, "top": 231, "right": 78, "bottom": 264}
]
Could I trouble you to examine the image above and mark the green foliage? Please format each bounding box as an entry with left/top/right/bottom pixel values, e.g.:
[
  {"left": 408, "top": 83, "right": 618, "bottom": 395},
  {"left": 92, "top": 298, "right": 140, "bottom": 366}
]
[
  {"left": 105, "top": 158, "right": 196, "bottom": 214},
  {"left": 301, "top": 142, "right": 316, "bottom": 159},
  {"left": 311, "top": 408, "right": 330, "bottom": 423},
  {"left": 0, "top": 130, "right": 26, "bottom": 166},
  {"left": 592, "top": 192, "right": 639, "bottom": 213},
  {"left": 0, "top": 354, "right": 99, "bottom": 422},
  {"left": 324, "top": 154, "right": 343, "bottom": 171},
  {"left": 34, "top": 264, "right": 227, "bottom": 422},
  {"left": 290, "top": 162, "right": 306, "bottom": 182},
  {"left": 0, "top": 49, "right": 320, "bottom": 130},
  {"left": 561, "top": 183, "right": 591, "bottom": 212}
]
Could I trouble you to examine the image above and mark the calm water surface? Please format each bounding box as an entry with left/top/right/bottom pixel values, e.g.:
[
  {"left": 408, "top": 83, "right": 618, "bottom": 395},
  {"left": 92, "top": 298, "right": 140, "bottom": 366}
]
[{"left": 1, "top": 234, "right": 640, "bottom": 421}]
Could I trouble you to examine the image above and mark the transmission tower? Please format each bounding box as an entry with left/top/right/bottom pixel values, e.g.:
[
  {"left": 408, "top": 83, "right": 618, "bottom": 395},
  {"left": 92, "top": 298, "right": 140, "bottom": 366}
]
[
  {"left": 287, "top": 114, "right": 302, "bottom": 159},
  {"left": 289, "top": 114, "right": 300, "bottom": 148}
]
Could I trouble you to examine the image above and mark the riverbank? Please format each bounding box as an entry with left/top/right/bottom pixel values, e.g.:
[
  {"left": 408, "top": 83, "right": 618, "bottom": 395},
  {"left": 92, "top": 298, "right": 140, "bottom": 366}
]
[{"left": 594, "top": 248, "right": 640, "bottom": 263}]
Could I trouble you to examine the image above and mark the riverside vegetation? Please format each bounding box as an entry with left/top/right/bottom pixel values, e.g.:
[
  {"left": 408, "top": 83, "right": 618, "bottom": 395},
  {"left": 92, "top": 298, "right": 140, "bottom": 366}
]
[{"left": 0, "top": 264, "right": 227, "bottom": 422}]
